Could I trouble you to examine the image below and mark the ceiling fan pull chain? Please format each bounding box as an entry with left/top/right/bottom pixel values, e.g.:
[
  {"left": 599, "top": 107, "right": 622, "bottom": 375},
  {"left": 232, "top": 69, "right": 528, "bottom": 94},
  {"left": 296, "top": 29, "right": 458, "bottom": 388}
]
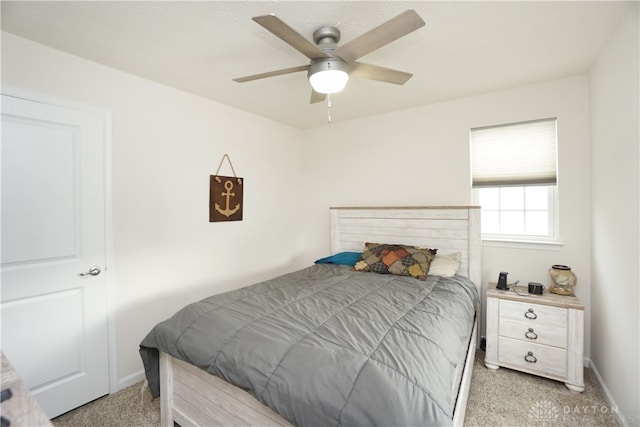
[{"left": 327, "top": 94, "right": 332, "bottom": 123}]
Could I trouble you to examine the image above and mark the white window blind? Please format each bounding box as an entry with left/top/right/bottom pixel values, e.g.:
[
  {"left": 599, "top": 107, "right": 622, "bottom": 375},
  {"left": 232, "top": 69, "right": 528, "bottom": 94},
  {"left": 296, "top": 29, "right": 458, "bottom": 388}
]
[{"left": 471, "top": 118, "right": 557, "bottom": 187}]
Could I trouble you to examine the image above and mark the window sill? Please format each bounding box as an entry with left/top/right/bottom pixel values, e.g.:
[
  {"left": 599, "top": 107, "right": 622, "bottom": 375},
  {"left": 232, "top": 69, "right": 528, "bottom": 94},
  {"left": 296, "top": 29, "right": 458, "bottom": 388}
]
[{"left": 482, "top": 238, "right": 564, "bottom": 251}]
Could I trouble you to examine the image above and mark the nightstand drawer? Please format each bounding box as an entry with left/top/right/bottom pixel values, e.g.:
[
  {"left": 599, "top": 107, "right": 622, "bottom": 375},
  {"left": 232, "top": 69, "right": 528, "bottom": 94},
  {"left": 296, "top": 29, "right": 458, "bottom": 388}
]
[
  {"left": 500, "top": 299, "right": 567, "bottom": 326},
  {"left": 499, "top": 317, "right": 567, "bottom": 348},
  {"left": 498, "top": 336, "right": 567, "bottom": 378}
]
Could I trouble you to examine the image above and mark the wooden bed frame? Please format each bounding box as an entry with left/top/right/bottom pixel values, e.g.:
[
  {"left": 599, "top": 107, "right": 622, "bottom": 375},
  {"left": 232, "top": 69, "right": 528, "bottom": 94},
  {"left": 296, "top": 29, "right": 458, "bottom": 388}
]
[{"left": 160, "top": 206, "right": 481, "bottom": 427}]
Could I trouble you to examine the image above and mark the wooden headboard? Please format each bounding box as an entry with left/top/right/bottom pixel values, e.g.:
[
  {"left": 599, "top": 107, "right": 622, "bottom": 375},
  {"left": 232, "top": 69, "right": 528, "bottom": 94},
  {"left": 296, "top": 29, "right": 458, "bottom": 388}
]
[{"left": 329, "top": 206, "right": 481, "bottom": 290}]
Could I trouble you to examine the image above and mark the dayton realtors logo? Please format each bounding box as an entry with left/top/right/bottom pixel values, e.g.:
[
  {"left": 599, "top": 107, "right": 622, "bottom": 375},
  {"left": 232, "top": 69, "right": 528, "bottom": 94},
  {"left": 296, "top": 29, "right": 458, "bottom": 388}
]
[
  {"left": 529, "top": 400, "right": 630, "bottom": 425},
  {"left": 529, "top": 400, "right": 560, "bottom": 423}
]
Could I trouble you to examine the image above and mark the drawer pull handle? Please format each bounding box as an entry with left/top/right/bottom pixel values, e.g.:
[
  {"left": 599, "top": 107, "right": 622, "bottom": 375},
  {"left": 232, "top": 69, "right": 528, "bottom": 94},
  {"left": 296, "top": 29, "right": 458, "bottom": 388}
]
[
  {"left": 525, "top": 328, "right": 538, "bottom": 340},
  {"left": 524, "top": 308, "right": 537, "bottom": 320},
  {"left": 524, "top": 351, "right": 537, "bottom": 363}
]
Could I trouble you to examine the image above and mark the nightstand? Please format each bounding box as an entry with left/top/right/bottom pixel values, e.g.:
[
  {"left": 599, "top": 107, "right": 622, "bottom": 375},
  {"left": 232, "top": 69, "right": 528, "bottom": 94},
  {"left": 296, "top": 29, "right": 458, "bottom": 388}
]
[{"left": 484, "top": 285, "right": 584, "bottom": 392}]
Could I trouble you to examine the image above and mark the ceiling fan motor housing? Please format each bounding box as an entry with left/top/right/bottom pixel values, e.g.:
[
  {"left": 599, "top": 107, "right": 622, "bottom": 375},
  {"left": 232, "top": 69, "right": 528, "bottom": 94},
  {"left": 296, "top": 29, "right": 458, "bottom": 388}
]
[
  {"left": 310, "top": 25, "right": 348, "bottom": 69},
  {"left": 308, "top": 58, "right": 349, "bottom": 76},
  {"left": 313, "top": 26, "right": 341, "bottom": 48}
]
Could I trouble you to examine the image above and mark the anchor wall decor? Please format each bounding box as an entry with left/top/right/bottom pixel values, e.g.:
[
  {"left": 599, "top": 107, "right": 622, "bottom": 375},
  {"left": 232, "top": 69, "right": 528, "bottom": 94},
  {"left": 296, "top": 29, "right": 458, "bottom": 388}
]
[{"left": 210, "top": 154, "right": 243, "bottom": 222}]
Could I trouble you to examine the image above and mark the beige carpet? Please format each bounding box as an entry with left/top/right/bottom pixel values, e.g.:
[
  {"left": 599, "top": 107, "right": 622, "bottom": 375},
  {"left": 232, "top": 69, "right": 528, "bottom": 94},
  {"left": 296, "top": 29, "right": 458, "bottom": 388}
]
[
  {"left": 52, "top": 382, "right": 160, "bottom": 427},
  {"left": 53, "top": 351, "right": 618, "bottom": 426},
  {"left": 465, "top": 351, "right": 618, "bottom": 426}
]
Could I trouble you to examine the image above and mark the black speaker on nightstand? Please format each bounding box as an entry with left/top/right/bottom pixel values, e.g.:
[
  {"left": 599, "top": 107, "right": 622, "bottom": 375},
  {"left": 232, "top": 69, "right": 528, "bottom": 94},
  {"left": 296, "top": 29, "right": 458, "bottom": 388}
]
[{"left": 496, "top": 272, "right": 508, "bottom": 290}]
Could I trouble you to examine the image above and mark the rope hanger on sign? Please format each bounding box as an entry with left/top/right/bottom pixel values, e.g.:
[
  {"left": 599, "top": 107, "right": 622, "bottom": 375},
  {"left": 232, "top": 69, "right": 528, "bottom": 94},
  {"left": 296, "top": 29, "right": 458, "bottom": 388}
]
[{"left": 214, "top": 153, "right": 241, "bottom": 184}]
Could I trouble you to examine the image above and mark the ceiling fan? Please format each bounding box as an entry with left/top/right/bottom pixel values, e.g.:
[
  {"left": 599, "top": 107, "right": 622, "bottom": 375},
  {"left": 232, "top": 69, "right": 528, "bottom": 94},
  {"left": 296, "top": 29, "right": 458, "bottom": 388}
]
[{"left": 233, "top": 10, "right": 425, "bottom": 104}]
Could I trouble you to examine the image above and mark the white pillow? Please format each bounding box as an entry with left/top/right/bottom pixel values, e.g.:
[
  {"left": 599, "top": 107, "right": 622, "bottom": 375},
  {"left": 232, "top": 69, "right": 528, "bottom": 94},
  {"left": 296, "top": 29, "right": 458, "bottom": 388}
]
[{"left": 428, "top": 252, "right": 461, "bottom": 277}]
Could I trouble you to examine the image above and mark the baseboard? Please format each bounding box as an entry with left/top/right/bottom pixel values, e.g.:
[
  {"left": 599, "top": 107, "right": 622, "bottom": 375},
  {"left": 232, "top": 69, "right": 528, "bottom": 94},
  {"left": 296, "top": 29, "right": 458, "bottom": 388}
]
[
  {"left": 588, "top": 358, "right": 629, "bottom": 427},
  {"left": 117, "top": 369, "right": 146, "bottom": 391}
]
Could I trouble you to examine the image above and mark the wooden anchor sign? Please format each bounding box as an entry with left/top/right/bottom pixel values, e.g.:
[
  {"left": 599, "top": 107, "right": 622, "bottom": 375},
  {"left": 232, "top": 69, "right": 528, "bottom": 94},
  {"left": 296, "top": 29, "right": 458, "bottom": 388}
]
[{"left": 210, "top": 154, "right": 243, "bottom": 222}]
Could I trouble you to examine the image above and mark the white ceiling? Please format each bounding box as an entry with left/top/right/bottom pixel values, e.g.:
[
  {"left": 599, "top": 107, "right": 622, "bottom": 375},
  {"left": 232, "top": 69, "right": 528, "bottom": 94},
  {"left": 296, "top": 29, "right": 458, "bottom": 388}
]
[{"left": 1, "top": 1, "right": 630, "bottom": 129}]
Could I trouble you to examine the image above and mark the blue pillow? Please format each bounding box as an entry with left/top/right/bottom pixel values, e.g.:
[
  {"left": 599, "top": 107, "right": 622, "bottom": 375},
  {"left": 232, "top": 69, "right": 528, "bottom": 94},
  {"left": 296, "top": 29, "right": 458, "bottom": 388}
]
[{"left": 314, "top": 251, "right": 362, "bottom": 266}]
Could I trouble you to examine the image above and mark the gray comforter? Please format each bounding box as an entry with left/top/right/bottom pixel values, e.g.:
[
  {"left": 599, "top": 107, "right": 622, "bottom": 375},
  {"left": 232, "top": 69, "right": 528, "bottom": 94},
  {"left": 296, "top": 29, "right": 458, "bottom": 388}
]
[{"left": 140, "top": 264, "right": 477, "bottom": 426}]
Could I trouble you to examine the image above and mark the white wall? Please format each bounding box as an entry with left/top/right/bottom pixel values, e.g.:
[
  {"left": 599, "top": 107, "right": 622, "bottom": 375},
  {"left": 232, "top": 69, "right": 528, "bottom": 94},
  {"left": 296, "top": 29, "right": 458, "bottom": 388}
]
[
  {"left": 1, "top": 32, "right": 307, "bottom": 387},
  {"left": 589, "top": 3, "right": 639, "bottom": 424},
  {"left": 302, "top": 75, "right": 593, "bottom": 356}
]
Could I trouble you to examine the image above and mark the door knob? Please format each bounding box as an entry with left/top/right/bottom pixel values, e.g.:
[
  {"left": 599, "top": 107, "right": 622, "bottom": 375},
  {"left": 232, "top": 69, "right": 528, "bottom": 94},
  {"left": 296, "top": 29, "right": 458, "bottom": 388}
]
[{"left": 80, "top": 266, "right": 101, "bottom": 276}]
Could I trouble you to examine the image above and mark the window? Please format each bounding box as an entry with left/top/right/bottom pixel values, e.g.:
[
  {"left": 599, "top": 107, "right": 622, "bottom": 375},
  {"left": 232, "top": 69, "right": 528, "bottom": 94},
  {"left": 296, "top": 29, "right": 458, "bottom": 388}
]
[
  {"left": 476, "top": 185, "right": 557, "bottom": 240},
  {"left": 471, "top": 118, "right": 559, "bottom": 243}
]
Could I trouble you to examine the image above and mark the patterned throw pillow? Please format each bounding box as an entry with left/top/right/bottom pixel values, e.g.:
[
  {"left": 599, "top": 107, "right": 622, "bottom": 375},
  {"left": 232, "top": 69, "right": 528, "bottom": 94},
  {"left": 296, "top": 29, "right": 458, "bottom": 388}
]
[{"left": 353, "top": 243, "right": 437, "bottom": 280}]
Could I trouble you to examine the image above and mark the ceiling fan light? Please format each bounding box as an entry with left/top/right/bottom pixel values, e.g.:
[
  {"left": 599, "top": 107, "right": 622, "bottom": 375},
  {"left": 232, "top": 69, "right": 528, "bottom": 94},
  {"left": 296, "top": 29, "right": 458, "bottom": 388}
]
[
  {"left": 308, "top": 59, "right": 350, "bottom": 94},
  {"left": 309, "top": 70, "right": 349, "bottom": 94}
]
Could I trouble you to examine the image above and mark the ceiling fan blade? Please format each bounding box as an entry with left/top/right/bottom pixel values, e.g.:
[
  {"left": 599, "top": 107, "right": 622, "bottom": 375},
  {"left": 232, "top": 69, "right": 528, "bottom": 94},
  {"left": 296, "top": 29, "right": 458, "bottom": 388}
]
[
  {"left": 233, "top": 65, "right": 309, "bottom": 83},
  {"left": 334, "top": 10, "right": 425, "bottom": 63},
  {"left": 310, "top": 90, "right": 326, "bottom": 104},
  {"left": 350, "top": 62, "right": 413, "bottom": 85},
  {"left": 253, "top": 15, "right": 331, "bottom": 60}
]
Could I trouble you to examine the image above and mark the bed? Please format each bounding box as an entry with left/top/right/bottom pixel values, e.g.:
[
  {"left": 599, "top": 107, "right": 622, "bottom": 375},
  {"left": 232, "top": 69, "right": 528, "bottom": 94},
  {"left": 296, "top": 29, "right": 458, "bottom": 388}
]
[{"left": 140, "top": 206, "right": 481, "bottom": 427}]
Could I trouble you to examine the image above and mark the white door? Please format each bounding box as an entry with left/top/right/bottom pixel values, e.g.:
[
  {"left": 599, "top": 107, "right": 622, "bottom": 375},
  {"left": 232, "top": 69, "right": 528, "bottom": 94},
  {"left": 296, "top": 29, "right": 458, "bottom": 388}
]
[{"left": 1, "top": 93, "right": 110, "bottom": 418}]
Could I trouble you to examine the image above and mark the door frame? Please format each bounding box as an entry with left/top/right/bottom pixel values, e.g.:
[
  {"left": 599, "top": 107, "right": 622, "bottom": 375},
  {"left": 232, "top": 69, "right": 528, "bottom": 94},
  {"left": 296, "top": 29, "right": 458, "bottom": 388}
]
[{"left": 1, "top": 85, "right": 118, "bottom": 394}]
